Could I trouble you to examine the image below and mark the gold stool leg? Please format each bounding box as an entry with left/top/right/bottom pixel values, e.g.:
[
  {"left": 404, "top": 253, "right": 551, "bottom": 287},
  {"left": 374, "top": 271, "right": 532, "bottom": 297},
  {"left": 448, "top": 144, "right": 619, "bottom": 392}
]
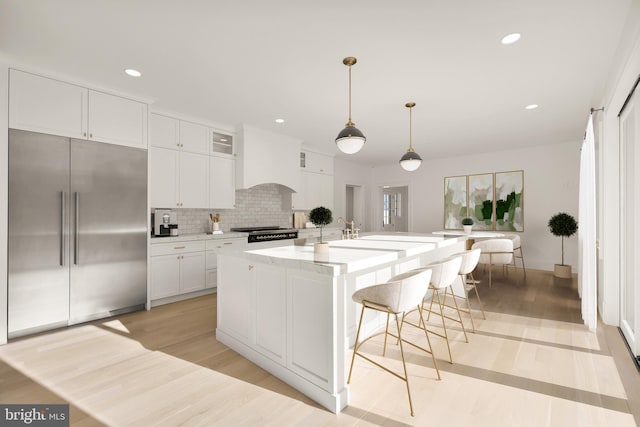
[
  {"left": 469, "top": 272, "right": 486, "bottom": 320},
  {"left": 394, "top": 313, "right": 414, "bottom": 416},
  {"left": 348, "top": 305, "right": 366, "bottom": 384},
  {"left": 416, "top": 303, "right": 441, "bottom": 380},
  {"left": 433, "top": 288, "right": 453, "bottom": 363}
]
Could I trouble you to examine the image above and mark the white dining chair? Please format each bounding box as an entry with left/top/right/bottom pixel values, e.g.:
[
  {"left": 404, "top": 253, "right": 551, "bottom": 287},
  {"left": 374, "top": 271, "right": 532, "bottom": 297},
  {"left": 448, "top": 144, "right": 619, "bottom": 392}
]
[{"left": 471, "top": 238, "right": 514, "bottom": 288}]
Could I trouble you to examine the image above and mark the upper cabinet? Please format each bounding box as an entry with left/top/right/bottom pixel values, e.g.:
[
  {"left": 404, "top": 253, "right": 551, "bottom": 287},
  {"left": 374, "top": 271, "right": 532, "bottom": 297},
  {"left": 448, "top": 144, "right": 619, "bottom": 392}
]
[
  {"left": 179, "top": 120, "right": 210, "bottom": 155},
  {"left": 236, "top": 125, "right": 301, "bottom": 192},
  {"left": 302, "top": 150, "right": 334, "bottom": 175},
  {"left": 149, "top": 112, "right": 236, "bottom": 209},
  {"left": 9, "top": 69, "right": 147, "bottom": 149},
  {"left": 150, "top": 113, "right": 232, "bottom": 156}
]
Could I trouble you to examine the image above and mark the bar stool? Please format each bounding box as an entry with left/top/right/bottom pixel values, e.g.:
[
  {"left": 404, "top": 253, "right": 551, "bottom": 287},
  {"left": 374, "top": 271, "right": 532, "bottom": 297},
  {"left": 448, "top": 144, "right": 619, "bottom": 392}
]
[
  {"left": 348, "top": 269, "right": 438, "bottom": 417},
  {"left": 471, "top": 238, "right": 514, "bottom": 288},
  {"left": 442, "top": 249, "right": 485, "bottom": 332},
  {"left": 422, "top": 256, "right": 466, "bottom": 363}
]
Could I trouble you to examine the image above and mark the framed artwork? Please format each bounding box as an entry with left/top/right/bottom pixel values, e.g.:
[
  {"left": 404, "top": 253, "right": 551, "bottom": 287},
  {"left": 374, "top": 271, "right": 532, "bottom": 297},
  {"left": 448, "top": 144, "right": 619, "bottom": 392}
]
[
  {"left": 444, "top": 175, "right": 467, "bottom": 229},
  {"left": 468, "top": 173, "right": 494, "bottom": 230},
  {"left": 495, "top": 170, "right": 524, "bottom": 231},
  {"left": 443, "top": 170, "right": 524, "bottom": 231}
]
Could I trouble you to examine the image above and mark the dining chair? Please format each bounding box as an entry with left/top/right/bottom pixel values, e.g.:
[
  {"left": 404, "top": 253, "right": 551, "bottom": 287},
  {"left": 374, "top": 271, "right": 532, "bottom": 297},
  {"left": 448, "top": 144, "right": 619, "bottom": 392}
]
[{"left": 471, "top": 238, "right": 514, "bottom": 288}]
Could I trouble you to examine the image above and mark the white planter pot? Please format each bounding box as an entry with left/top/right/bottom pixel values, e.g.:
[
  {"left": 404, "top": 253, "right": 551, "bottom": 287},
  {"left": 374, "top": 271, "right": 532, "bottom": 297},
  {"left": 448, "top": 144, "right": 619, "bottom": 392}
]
[
  {"left": 314, "top": 242, "right": 329, "bottom": 254},
  {"left": 463, "top": 225, "right": 472, "bottom": 234},
  {"left": 554, "top": 264, "right": 572, "bottom": 278}
]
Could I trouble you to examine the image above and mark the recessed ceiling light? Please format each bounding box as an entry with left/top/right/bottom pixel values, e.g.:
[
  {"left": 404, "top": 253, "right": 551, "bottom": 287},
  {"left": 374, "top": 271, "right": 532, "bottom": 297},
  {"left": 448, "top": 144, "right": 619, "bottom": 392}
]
[
  {"left": 275, "top": 118, "right": 285, "bottom": 123},
  {"left": 525, "top": 104, "right": 538, "bottom": 110},
  {"left": 124, "top": 68, "right": 142, "bottom": 77},
  {"left": 501, "top": 33, "right": 521, "bottom": 45}
]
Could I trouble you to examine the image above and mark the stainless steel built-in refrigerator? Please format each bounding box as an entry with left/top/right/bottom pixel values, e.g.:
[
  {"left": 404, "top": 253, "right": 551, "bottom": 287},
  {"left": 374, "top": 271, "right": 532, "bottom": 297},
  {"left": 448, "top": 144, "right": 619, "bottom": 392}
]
[{"left": 8, "top": 129, "right": 147, "bottom": 338}]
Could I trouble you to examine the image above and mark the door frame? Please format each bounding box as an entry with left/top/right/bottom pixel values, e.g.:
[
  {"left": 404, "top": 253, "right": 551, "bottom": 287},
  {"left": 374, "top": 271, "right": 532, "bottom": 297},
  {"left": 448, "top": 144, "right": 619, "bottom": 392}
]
[
  {"left": 619, "top": 100, "right": 640, "bottom": 357},
  {"left": 377, "top": 183, "right": 411, "bottom": 232}
]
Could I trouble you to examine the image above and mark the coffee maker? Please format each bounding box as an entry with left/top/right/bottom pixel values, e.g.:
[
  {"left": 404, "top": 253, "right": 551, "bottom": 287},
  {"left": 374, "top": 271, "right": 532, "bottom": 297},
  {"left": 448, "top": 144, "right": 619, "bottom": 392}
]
[{"left": 152, "top": 209, "right": 178, "bottom": 237}]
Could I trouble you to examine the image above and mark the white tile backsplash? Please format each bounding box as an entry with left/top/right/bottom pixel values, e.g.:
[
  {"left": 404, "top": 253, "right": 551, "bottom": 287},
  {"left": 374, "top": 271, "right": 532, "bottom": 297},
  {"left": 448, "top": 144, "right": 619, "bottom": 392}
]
[{"left": 167, "top": 184, "right": 294, "bottom": 234}]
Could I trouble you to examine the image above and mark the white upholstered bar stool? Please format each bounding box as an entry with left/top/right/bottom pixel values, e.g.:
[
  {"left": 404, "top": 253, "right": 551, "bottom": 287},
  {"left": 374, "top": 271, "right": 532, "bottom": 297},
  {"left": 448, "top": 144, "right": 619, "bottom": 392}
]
[
  {"left": 504, "top": 233, "right": 526, "bottom": 277},
  {"left": 420, "top": 256, "right": 465, "bottom": 363},
  {"left": 348, "top": 268, "right": 439, "bottom": 417},
  {"left": 471, "top": 238, "right": 514, "bottom": 288},
  {"left": 443, "top": 249, "right": 485, "bottom": 332}
]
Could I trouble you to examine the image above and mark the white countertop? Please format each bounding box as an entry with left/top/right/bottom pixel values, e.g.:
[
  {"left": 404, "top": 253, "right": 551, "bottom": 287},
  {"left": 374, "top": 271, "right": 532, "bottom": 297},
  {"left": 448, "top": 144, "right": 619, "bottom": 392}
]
[
  {"left": 432, "top": 230, "right": 506, "bottom": 238},
  {"left": 244, "top": 244, "right": 399, "bottom": 275},
  {"left": 149, "top": 231, "right": 247, "bottom": 244},
  {"left": 238, "top": 233, "right": 464, "bottom": 275}
]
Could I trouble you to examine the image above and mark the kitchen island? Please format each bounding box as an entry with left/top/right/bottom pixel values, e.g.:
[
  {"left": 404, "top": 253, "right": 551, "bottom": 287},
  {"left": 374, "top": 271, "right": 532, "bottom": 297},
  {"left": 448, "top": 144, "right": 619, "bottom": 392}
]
[{"left": 215, "top": 233, "right": 466, "bottom": 413}]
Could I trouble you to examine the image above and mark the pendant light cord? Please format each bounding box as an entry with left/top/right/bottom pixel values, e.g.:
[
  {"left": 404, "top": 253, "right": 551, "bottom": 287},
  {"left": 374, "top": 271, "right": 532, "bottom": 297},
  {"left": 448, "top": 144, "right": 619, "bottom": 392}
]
[
  {"left": 348, "top": 65, "right": 353, "bottom": 125},
  {"left": 409, "top": 105, "right": 413, "bottom": 150}
]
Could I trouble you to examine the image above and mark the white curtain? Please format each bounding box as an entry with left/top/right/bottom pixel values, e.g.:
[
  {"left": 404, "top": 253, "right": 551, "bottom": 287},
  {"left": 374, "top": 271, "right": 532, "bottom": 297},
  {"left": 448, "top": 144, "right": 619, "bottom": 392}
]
[{"left": 579, "top": 115, "right": 597, "bottom": 330}]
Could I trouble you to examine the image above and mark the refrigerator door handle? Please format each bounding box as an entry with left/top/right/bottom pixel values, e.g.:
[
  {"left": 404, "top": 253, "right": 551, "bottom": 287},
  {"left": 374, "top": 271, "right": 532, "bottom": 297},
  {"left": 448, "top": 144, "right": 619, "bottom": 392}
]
[
  {"left": 60, "top": 191, "right": 66, "bottom": 266},
  {"left": 74, "top": 192, "right": 79, "bottom": 265}
]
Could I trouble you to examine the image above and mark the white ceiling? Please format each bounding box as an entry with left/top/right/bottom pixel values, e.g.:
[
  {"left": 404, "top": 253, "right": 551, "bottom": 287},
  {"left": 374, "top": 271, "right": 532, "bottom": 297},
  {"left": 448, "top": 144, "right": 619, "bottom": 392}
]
[{"left": 0, "top": 0, "right": 636, "bottom": 166}]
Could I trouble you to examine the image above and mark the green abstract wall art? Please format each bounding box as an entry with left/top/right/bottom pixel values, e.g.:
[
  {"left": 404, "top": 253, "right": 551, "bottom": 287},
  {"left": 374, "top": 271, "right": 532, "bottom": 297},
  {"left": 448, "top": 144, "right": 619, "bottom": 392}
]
[{"left": 443, "top": 170, "right": 524, "bottom": 231}]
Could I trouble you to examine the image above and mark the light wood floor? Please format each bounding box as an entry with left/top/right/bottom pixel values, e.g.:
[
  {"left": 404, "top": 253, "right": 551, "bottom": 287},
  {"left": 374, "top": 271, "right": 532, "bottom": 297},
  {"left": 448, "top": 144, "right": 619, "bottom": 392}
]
[{"left": 1, "top": 267, "right": 639, "bottom": 426}]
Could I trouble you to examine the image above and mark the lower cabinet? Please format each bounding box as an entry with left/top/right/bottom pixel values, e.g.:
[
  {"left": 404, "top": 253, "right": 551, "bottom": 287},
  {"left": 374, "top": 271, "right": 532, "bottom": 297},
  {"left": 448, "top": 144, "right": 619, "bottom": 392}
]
[
  {"left": 150, "top": 240, "right": 206, "bottom": 302},
  {"left": 151, "top": 237, "right": 247, "bottom": 305}
]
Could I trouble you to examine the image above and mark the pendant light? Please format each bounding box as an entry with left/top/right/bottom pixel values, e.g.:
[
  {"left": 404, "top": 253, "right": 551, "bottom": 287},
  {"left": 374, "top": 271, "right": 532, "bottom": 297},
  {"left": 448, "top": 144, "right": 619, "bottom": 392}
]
[
  {"left": 335, "top": 57, "right": 366, "bottom": 154},
  {"left": 399, "top": 102, "right": 423, "bottom": 171}
]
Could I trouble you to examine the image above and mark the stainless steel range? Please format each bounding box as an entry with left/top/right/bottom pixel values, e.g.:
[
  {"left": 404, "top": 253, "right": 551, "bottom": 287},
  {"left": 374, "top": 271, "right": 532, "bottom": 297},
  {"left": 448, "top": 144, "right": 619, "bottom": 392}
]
[{"left": 230, "top": 226, "right": 298, "bottom": 243}]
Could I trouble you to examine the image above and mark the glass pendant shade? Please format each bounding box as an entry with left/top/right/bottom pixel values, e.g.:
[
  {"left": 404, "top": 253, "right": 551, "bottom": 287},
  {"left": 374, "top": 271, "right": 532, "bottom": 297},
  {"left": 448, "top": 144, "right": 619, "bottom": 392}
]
[
  {"left": 336, "top": 123, "right": 366, "bottom": 154},
  {"left": 399, "top": 149, "right": 423, "bottom": 171}
]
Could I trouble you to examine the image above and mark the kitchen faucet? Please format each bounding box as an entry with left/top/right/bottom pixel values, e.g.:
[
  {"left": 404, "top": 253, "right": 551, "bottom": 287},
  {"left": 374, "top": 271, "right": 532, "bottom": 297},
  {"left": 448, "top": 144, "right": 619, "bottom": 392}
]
[{"left": 337, "top": 217, "right": 358, "bottom": 239}]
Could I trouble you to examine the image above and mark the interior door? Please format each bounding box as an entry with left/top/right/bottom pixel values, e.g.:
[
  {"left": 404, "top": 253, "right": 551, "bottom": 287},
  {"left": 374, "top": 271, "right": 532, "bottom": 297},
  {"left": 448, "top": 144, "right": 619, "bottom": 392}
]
[
  {"left": 619, "top": 98, "right": 639, "bottom": 358},
  {"left": 381, "top": 186, "right": 408, "bottom": 232},
  {"left": 8, "top": 130, "right": 70, "bottom": 336}
]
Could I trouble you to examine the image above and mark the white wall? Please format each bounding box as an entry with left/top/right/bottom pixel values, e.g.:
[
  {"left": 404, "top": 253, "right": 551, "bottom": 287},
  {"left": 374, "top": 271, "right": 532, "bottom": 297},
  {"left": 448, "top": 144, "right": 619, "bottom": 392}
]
[
  {"left": 333, "top": 158, "right": 373, "bottom": 232},
  {"left": 366, "top": 141, "right": 581, "bottom": 271},
  {"left": 1, "top": 58, "right": 9, "bottom": 345}
]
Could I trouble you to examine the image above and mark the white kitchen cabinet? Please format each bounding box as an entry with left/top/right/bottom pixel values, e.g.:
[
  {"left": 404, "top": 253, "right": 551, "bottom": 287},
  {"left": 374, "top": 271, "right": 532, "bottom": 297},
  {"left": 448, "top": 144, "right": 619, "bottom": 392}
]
[
  {"left": 149, "top": 147, "right": 179, "bottom": 208},
  {"left": 150, "top": 240, "right": 207, "bottom": 303},
  {"left": 149, "top": 147, "right": 209, "bottom": 208},
  {"left": 179, "top": 151, "right": 209, "bottom": 208},
  {"left": 180, "top": 120, "right": 210, "bottom": 155},
  {"left": 179, "top": 251, "right": 207, "bottom": 294},
  {"left": 9, "top": 69, "right": 87, "bottom": 139},
  {"left": 150, "top": 255, "right": 180, "bottom": 299},
  {"left": 210, "top": 154, "right": 235, "bottom": 209},
  {"left": 303, "top": 151, "right": 334, "bottom": 175},
  {"left": 150, "top": 113, "right": 179, "bottom": 149},
  {"left": 87, "top": 90, "right": 147, "bottom": 149},
  {"left": 9, "top": 69, "right": 147, "bottom": 148},
  {"left": 211, "top": 130, "right": 234, "bottom": 155},
  {"left": 205, "top": 237, "right": 246, "bottom": 289},
  {"left": 254, "top": 263, "right": 287, "bottom": 363},
  {"left": 217, "top": 255, "right": 253, "bottom": 343}
]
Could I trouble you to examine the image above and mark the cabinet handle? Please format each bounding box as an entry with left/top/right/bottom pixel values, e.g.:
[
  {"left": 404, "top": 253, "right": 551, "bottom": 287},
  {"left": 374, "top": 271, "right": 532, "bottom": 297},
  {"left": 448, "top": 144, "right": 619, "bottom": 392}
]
[
  {"left": 248, "top": 265, "right": 254, "bottom": 270},
  {"left": 223, "top": 242, "right": 232, "bottom": 245},
  {"left": 74, "top": 192, "right": 79, "bottom": 265},
  {"left": 174, "top": 246, "right": 186, "bottom": 249},
  {"left": 89, "top": 133, "right": 93, "bottom": 138},
  {"left": 83, "top": 132, "right": 87, "bottom": 137},
  {"left": 60, "top": 191, "right": 65, "bottom": 266}
]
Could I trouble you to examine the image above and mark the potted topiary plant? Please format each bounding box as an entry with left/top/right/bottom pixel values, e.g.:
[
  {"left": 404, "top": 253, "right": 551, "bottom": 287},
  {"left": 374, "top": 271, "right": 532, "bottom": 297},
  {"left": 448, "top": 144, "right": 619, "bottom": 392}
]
[
  {"left": 461, "top": 217, "right": 474, "bottom": 234},
  {"left": 548, "top": 212, "right": 578, "bottom": 278},
  {"left": 309, "top": 206, "right": 333, "bottom": 253}
]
